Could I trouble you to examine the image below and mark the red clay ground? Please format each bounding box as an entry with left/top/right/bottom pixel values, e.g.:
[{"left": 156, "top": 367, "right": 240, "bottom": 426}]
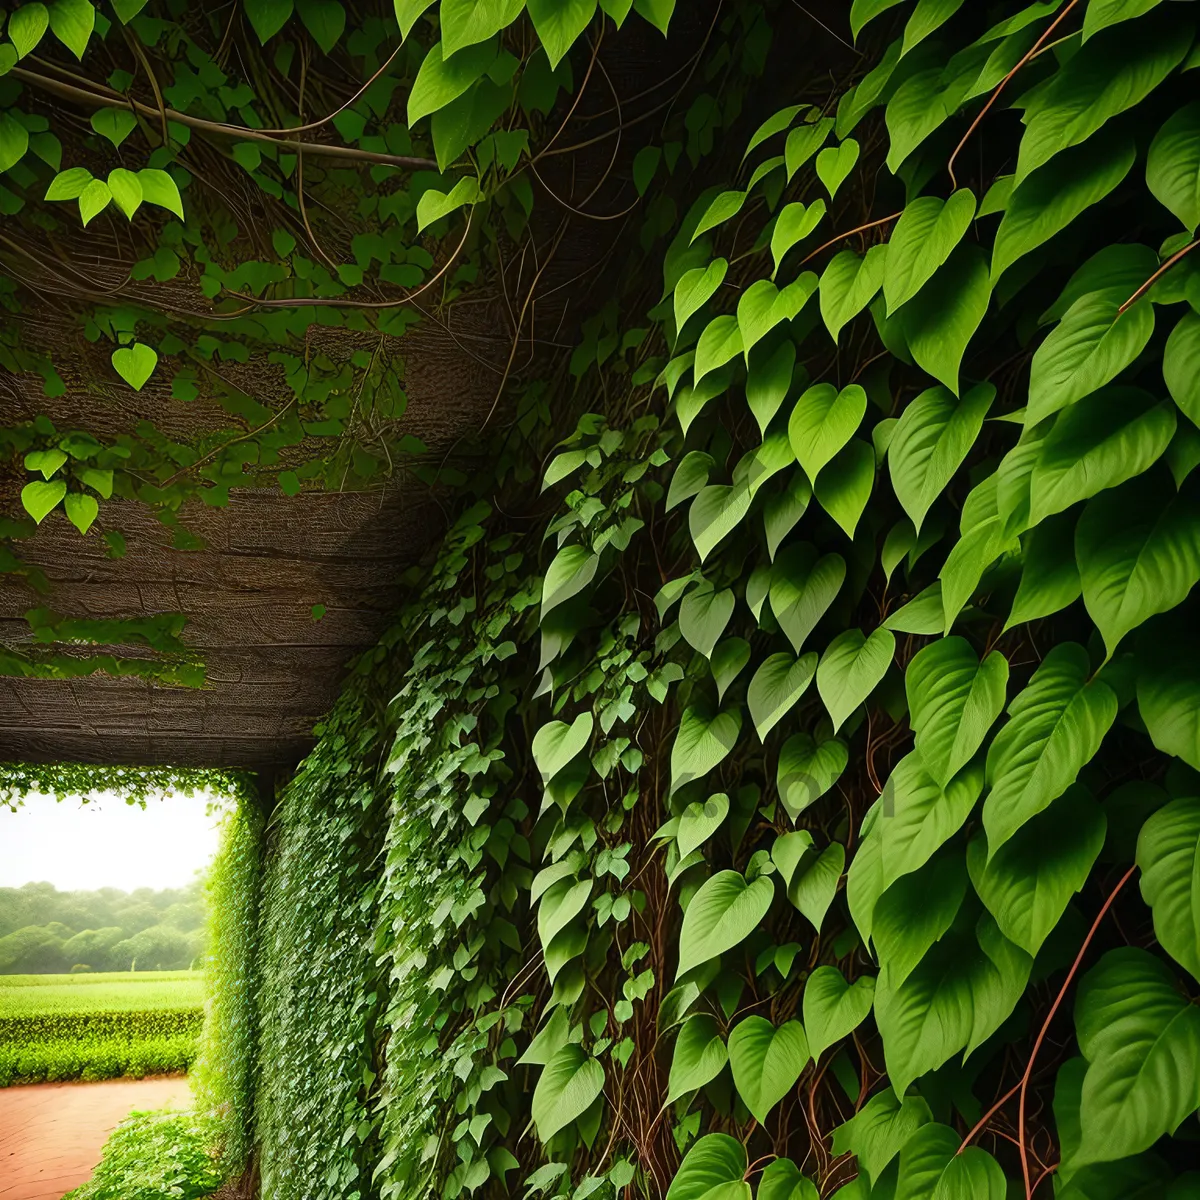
[{"left": 0, "top": 1076, "right": 192, "bottom": 1200}]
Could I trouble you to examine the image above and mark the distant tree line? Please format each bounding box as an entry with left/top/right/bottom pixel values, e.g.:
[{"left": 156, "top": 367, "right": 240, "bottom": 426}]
[{"left": 0, "top": 881, "right": 205, "bottom": 973}]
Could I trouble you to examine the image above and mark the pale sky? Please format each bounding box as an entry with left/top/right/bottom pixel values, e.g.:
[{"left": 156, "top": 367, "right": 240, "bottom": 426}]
[{"left": 0, "top": 790, "right": 226, "bottom": 892}]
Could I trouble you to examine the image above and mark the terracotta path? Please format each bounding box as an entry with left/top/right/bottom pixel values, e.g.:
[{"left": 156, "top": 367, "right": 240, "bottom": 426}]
[{"left": 0, "top": 1076, "right": 192, "bottom": 1200}]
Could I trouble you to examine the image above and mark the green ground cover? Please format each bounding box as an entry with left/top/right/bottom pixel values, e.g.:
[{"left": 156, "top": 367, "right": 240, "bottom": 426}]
[{"left": 0, "top": 972, "right": 203, "bottom": 1086}]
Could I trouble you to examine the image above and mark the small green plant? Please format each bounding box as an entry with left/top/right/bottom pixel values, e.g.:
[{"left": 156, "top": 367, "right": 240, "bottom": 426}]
[{"left": 63, "top": 1109, "right": 223, "bottom": 1200}]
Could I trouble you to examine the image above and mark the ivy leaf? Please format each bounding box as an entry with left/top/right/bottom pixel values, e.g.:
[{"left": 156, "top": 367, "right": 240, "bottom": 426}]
[
  {"left": 246, "top": 0, "right": 294, "bottom": 41},
  {"left": 893, "top": 1125, "right": 1006, "bottom": 1200},
  {"left": 883, "top": 189, "right": 976, "bottom": 315},
  {"left": 748, "top": 652, "right": 817, "bottom": 741},
  {"left": 784, "top": 842, "right": 843, "bottom": 931},
  {"left": 1164, "top": 310, "right": 1200, "bottom": 423},
  {"left": 757, "top": 1160, "right": 816, "bottom": 1200},
  {"left": 692, "top": 190, "right": 748, "bottom": 242},
  {"left": 712, "top": 638, "right": 751, "bottom": 701},
  {"left": 763, "top": 471, "right": 812, "bottom": 560},
  {"left": 670, "top": 705, "right": 742, "bottom": 795},
  {"left": 744, "top": 105, "right": 805, "bottom": 161},
  {"left": 898, "top": 244, "right": 991, "bottom": 395},
  {"left": 888, "top": 383, "right": 994, "bottom": 533},
  {"left": 850, "top": 0, "right": 907, "bottom": 40},
  {"left": 1084, "top": 0, "right": 1167, "bottom": 40},
  {"left": 678, "top": 793, "right": 730, "bottom": 859},
  {"left": 819, "top": 245, "right": 887, "bottom": 342},
  {"left": 679, "top": 584, "right": 735, "bottom": 660},
  {"left": 48, "top": 0, "right": 93, "bottom": 58},
  {"left": 785, "top": 119, "right": 833, "bottom": 181},
  {"left": 538, "top": 877, "right": 592, "bottom": 948},
  {"left": 1027, "top": 290, "right": 1156, "bottom": 425},
  {"left": 667, "top": 452, "right": 715, "bottom": 512},
  {"left": 1147, "top": 101, "right": 1200, "bottom": 232},
  {"left": 690, "top": 481, "right": 752, "bottom": 563},
  {"left": 1137, "top": 615, "right": 1200, "bottom": 772},
  {"left": 1005, "top": 512, "right": 1082, "bottom": 631},
  {"left": 816, "top": 627, "right": 895, "bottom": 733},
  {"left": 1136, "top": 796, "right": 1200, "bottom": 982},
  {"left": 676, "top": 869, "right": 773, "bottom": 979},
  {"left": 45, "top": 166, "right": 92, "bottom": 200},
  {"left": 830, "top": 1088, "right": 932, "bottom": 1187},
  {"left": 79, "top": 468, "right": 113, "bottom": 499},
  {"left": 900, "top": 0, "right": 966, "bottom": 56},
  {"left": 111, "top": 343, "right": 158, "bottom": 390},
  {"left": 297, "top": 0, "right": 345, "bottom": 50},
  {"left": 667, "top": 1014, "right": 728, "bottom": 1104},
  {"left": 20, "top": 479, "right": 67, "bottom": 523},
  {"left": 992, "top": 135, "right": 1136, "bottom": 281},
  {"left": 438, "top": 0, "right": 524, "bottom": 55},
  {"left": 875, "top": 912, "right": 1031, "bottom": 1098},
  {"left": 746, "top": 339, "right": 795, "bottom": 436},
  {"left": 408, "top": 39, "right": 498, "bottom": 124},
  {"left": 769, "top": 546, "right": 846, "bottom": 656},
  {"left": 674, "top": 259, "right": 727, "bottom": 332},
  {"left": 787, "top": 383, "right": 867, "bottom": 483},
  {"left": 531, "top": 1044, "right": 605, "bottom": 1142},
  {"left": 24, "top": 449, "right": 67, "bottom": 480},
  {"left": 415, "top": 176, "right": 482, "bottom": 231},
  {"left": 532, "top": 712, "right": 594, "bottom": 783},
  {"left": 1027, "top": 387, "right": 1176, "bottom": 526},
  {"left": 814, "top": 439, "right": 875, "bottom": 539},
  {"left": 1077, "top": 474, "right": 1200, "bottom": 658},
  {"left": 1074, "top": 947, "right": 1200, "bottom": 1165},
  {"left": 1015, "top": 15, "right": 1189, "bottom": 184},
  {"left": 111, "top": 0, "right": 149, "bottom": 21},
  {"left": 814, "top": 139, "right": 859, "bottom": 200},
  {"left": 883, "top": 583, "right": 945, "bottom": 635},
  {"left": 1040, "top": 243, "right": 1158, "bottom": 326},
  {"left": 727, "top": 1017, "right": 810, "bottom": 1124},
  {"left": 983, "top": 643, "right": 1118, "bottom": 855},
  {"left": 63, "top": 492, "right": 99, "bottom": 534},
  {"left": 90, "top": 109, "right": 138, "bottom": 149},
  {"left": 802, "top": 966, "right": 875, "bottom": 1060},
  {"left": 694, "top": 315, "right": 743, "bottom": 384},
  {"left": 541, "top": 543, "right": 598, "bottom": 617},
  {"left": 906, "top": 637, "right": 1008, "bottom": 788},
  {"left": 771, "top": 200, "right": 826, "bottom": 275},
  {"left": 664, "top": 1135, "right": 750, "bottom": 1200},
  {"left": 137, "top": 169, "right": 184, "bottom": 218},
  {"left": 9, "top": 4, "right": 49, "bottom": 58},
  {"left": 526, "top": 0, "right": 597, "bottom": 69},
  {"left": 776, "top": 733, "right": 847, "bottom": 822},
  {"left": 78, "top": 179, "right": 111, "bottom": 226},
  {"left": 968, "top": 784, "right": 1106, "bottom": 956},
  {"left": 107, "top": 168, "right": 143, "bottom": 219}
]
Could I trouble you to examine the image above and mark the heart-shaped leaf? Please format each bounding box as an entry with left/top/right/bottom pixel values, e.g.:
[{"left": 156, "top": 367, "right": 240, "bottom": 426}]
[
  {"left": 674, "top": 259, "right": 728, "bottom": 332},
  {"left": 763, "top": 471, "right": 812, "bottom": 560},
  {"left": 78, "top": 178, "right": 111, "bottom": 226},
  {"left": 137, "top": 168, "right": 185, "bottom": 219},
  {"left": 757, "top": 1158, "right": 817, "bottom": 1200},
  {"left": 0, "top": 112, "right": 30, "bottom": 174},
  {"left": 24, "top": 448, "right": 67, "bottom": 479},
  {"left": 771, "top": 199, "right": 826, "bottom": 275},
  {"left": 64, "top": 492, "right": 99, "bottom": 534},
  {"left": 748, "top": 652, "right": 817, "bottom": 740},
  {"left": 667, "top": 451, "right": 714, "bottom": 512},
  {"left": 107, "top": 167, "right": 143, "bottom": 219},
  {"left": 530, "top": 1044, "right": 605, "bottom": 1142},
  {"left": 785, "top": 117, "right": 834, "bottom": 178},
  {"left": 680, "top": 584, "right": 735, "bottom": 659},
  {"left": 689, "top": 481, "right": 752, "bottom": 564},
  {"left": 91, "top": 108, "right": 138, "bottom": 148},
  {"left": 111, "top": 343, "right": 158, "bottom": 390},
  {"left": 677, "top": 869, "right": 773, "bottom": 978},
  {"left": 532, "top": 712, "right": 594, "bottom": 783},
  {"left": 665, "top": 1135, "right": 750, "bottom": 1200},
  {"left": 788, "top": 383, "right": 867, "bottom": 482},
  {"left": 691, "top": 189, "right": 747, "bottom": 242},
  {"left": 815, "top": 139, "right": 859, "bottom": 199},
  {"left": 695, "top": 315, "right": 743, "bottom": 384},
  {"left": 541, "top": 543, "right": 598, "bottom": 618},
  {"left": 49, "top": 0, "right": 94, "bottom": 58},
  {"left": 1147, "top": 100, "right": 1200, "bottom": 233},
  {"left": 883, "top": 189, "right": 976, "bottom": 314},
  {"left": 21, "top": 479, "right": 67, "bottom": 523},
  {"left": 803, "top": 966, "right": 876, "bottom": 1060},
  {"left": 711, "top": 638, "right": 751, "bottom": 702},
  {"left": 667, "top": 1014, "right": 728, "bottom": 1104},
  {"left": 9, "top": 3, "right": 50, "bottom": 57},
  {"left": 785, "top": 841, "right": 844, "bottom": 932},
  {"left": 776, "top": 733, "right": 847, "bottom": 821},
  {"left": 678, "top": 792, "right": 730, "bottom": 860},
  {"left": 769, "top": 544, "right": 846, "bottom": 655},
  {"left": 819, "top": 245, "right": 887, "bottom": 342},
  {"left": 817, "top": 627, "right": 895, "bottom": 732},
  {"left": 814, "top": 439, "right": 875, "bottom": 539},
  {"left": 670, "top": 705, "right": 742, "bottom": 795},
  {"left": 727, "top": 1016, "right": 810, "bottom": 1123}
]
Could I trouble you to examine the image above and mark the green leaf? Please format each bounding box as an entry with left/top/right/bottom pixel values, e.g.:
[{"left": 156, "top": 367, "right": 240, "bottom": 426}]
[
  {"left": 815, "top": 139, "right": 859, "bottom": 200},
  {"left": 1005, "top": 512, "right": 1082, "bottom": 631},
  {"left": 24, "top": 449, "right": 67, "bottom": 479},
  {"left": 746, "top": 340, "right": 795, "bottom": 436},
  {"left": 1077, "top": 474, "right": 1200, "bottom": 658},
  {"left": 1147, "top": 101, "right": 1200, "bottom": 232},
  {"left": 992, "top": 135, "right": 1136, "bottom": 281},
  {"left": 883, "top": 189, "right": 976, "bottom": 315},
  {"left": 297, "top": 0, "right": 345, "bottom": 50},
  {"left": 678, "top": 793, "right": 730, "bottom": 859},
  {"left": 676, "top": 870, "right": 774, "bottom": 979},
  {"left": 771, "top": 201, "right": 826, "bottom": 275},
  {"left": 744, "top": 105, "right": 805, "bottom": 161},
  {"left": 785, "top": 842, "right": 843, "bottom": 931},
  {"left": 893, "top": 1125, "right": 1006, "bottom": 1200},
  {"left": 1137, "top": 796, "right": 1200, "bottom": 982},
  {"left": 690, "top": 481, "right": 752, "bottom": 564},
  {"left": 531, "top": 1044, "right": 605, "bottom": 1142},
  {"left": 1084, "top": 0, "right": 1167, "bottom": 40},
  {"left": 814, "top": 439, "right": 875, "bottom": 539},
  {"left": 20, "top": 479, "right": 66, "bottom": 523},
  {"left": 47, "top": 0, "right": 93, "bottom": 58},
  {"left": 78, "top": 179, "right": 111, "bottom": 226},
  {"left": 763, "top": 471, "right": 812, "bottom": 559},
  {"left": 968, "top": 784, "right": 1106, "bottom": 956},
  {"left": 667, "top": 1014, "right": 728, "bottom": 1104},
  {"left": 1015, "top": 14, "right": 1190, "bottom": 184},
  {"left": 831, "top": 1088, "right": 932, "bottom": 1187},
  {"left": 532, "top": 713, "right": 594, "bottom": 782},
  {"left": 776, "top": 734, "right": 847, "bottom": 823},
  {"left": 63, "top": 492, "right": 99, "bottom": 534},
  {"left": 900, "top": 0, "right": 965, "bottom": 56},
  {"left": 748, "top": 652, "right": 817, "bottom": 741},
  {"left": 633, "top": 0, "right": 674, "bottom": 37},
  {"left": 757, "top": 1160, "right": 816, "bottom": 1200},
  {"left": 416, "top": 175, "right": 482, "bottom": 231},
  {"left": 246, "top": 0, "right": 294, "bottom": 41},
  {"left": 694, "top": 315, "right": 743, "bottom": 384},
  {"left": 538, "top": 877, "right": 592, "bottom": 947},
  {"left": 674, "top": 259, "right": 727, "bottom": 332},
  {"left": 737, "top": 280, "right": 785, "bottom": 356},
  {"left": 408, "top": 39, "right": 498, "bottom": 124},
  {"left": 820, "top": 245, "right": 887, "bottom": 342},
  {"left": 90, "top": 108, "right": 138, "bottom": 149},
  {"left": 45, "top": 166, "right": 92, "bottom": 200},
  {"left": 79, "top": 468, "right": 112, "bottom": 499},
  {"left": 875, "top": 912, "right": 1031, "bottom": 1097},
  {"left": 769, "top": 545, "right": 846, "bottom": 654},
  {"left": 906, "top": 637, "right": 1008, "bottom": 788},
  {"left": 1028, "top": 290, "right": 1156, "bottom": 425},
  {"left": 787, "top": 383, "right": 867, "bottom": 482},
  {"left": 680, "top": 584, "right": 734, "bottom": 659},
  {"left": 137, "top": 169, "right": 184, "bottom": 218},
  {"left": 1137, "top": 615, "right": 1200, "bottom": 772},
  {"left": 850, "top": 0, "right": 907, "bottom": 40},
  {"left": 816, "top": 627, "right": 895, "bottom": 733},
  {"left": 883, "top": 583, "right": 945, "bottom": 635},
  {"left": 983, "top": 643, "right": 1118, "bottom": 854},
  {"left": 526, "top": 0, "right": 597, "bottom": 70},
  {"left": 107, "top": 168, "right": 142, "bottom": 219},
  {"left": 712, "top": 638, "right": 751, "bottom": 702},
  {"left": 898, "top": 245, "right": 991, "bottom": 395},
  {"left": 541, "top": 543, "right": 599, "bottom": 617},
  {"left": 440, "top": 0, "right": 524, "bottom": 55},
  {"left": 692, "top": 189, "right": 747, "bottom": 241},
  {"left": 1028, "top": 387, "right": 1176, "bottom": 525},
  {"left": 888, "top": 383, "right": 994, "bottom": 533},
  {"left": 9, "top": 4, "right": 49, "bottom": 58},
  {"left": 1074, "top": 947, "right": 1200, "bottom": 1165},
  {"left": 1164, "top": 310, "right": 1200, "bottom": 423},
  {"left": 1040, "top": 243, "right": 1158, "bottom": 326},
  {"left": 803, "top": 966, "right": 875, "bottom": 1060},
  {"left": 938, "top": 478, "right": 1020, "bottom": 632},
  {"left": 111, "top": 0, "right": 149, "bottom": 20},
  {"left": 664, "top": 1135, "right": 750, "bottom": 1200},
  {"left": 111, "top": 343, "right": 157, "bottom": 390},
  {"left": 785, "top": 120, "right": 833, "bottom": 180},
  {"left": 670, "top": 705, "right": 742, "bottom": 795},
  {"left": 727, "top": 1017, "right": 810, "bottom": 1124}
]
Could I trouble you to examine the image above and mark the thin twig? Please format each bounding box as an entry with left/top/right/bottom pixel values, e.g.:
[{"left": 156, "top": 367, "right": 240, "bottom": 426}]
[{"left": 1118, "top": 238, "right": 1199, "bottom": 314}]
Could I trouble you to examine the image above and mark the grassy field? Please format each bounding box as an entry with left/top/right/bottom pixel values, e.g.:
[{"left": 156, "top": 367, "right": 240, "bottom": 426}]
[{"left": 0, "top": 972, "right": 204, "bottom": 1086}]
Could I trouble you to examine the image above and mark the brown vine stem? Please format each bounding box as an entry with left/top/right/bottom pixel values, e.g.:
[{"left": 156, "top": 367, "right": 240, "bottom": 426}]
[
  {"left": 9, "top": 67, "right": 438, "bottom": 170},
  {"left": 946, "top": 0, "right": 1082, "bottom": 191},
  {"left": 797, "top": 212, "right": 901, "bottom": 266},
  {"left": 1118, "top": 238, "right": 1200, "bottom": 314}
]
